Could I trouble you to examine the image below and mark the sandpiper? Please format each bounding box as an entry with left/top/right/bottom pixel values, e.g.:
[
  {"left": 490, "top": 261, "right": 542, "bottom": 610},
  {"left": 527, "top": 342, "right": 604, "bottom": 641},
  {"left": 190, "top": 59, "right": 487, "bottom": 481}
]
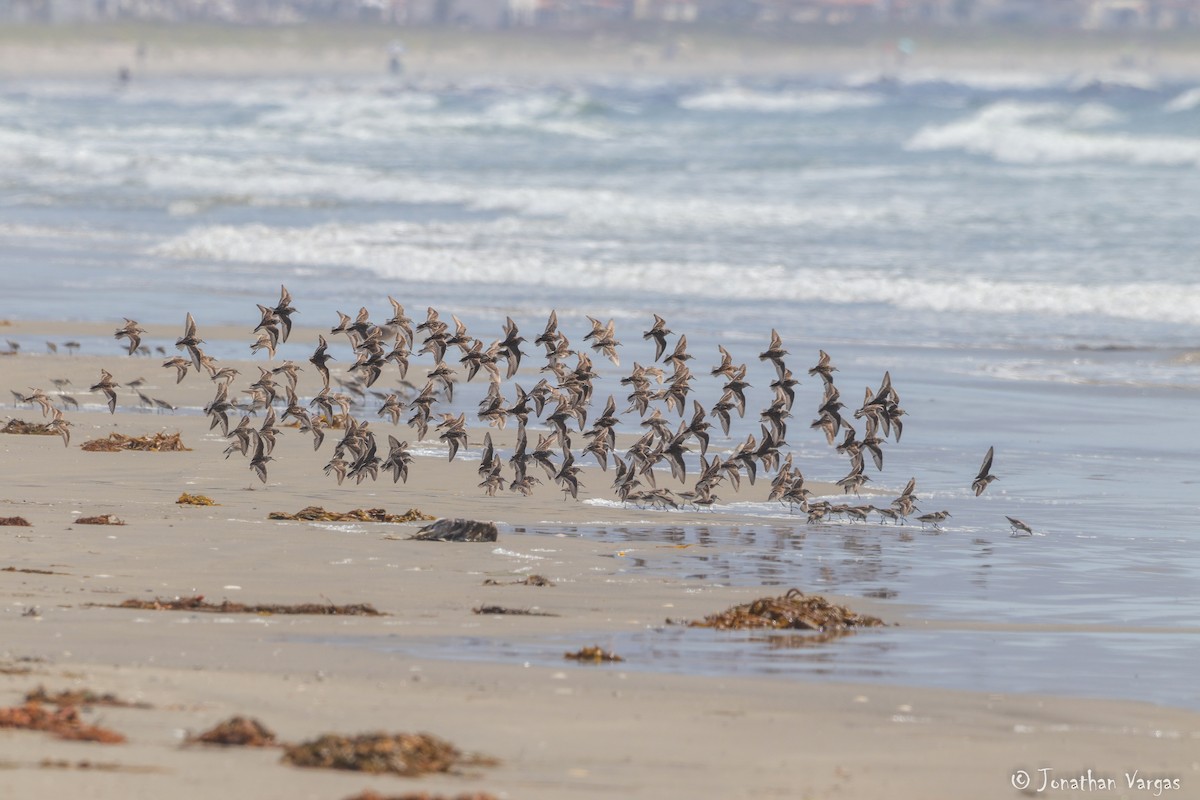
[
  {"left": 972, "top": 446, "right": 997, "bottom": 496},
  {"left": 1006, "top": 516, "right": 1033, "bottom": 536},
  {"left": 89, "top": 369, "right": 119, "bottom": 414},
  {"left": 114, "top": 318, "right": 145, "bottom": 356},
  {"left": 643, "top": 314, "right": 672, "bottom": 362},
  {"left": 176, "top": 312, "right": 205, "bottom": 371}
]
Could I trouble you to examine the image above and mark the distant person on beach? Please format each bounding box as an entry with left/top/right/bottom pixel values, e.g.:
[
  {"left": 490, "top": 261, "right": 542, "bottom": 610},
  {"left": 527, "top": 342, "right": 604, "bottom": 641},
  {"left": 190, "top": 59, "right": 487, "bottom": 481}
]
[{"left": 388, "top": 41, "right": 405, "bottom": 76}]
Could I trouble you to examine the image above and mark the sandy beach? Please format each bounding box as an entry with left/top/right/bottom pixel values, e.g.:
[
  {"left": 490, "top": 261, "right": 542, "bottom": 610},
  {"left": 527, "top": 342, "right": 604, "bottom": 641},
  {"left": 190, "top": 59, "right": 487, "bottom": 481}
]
[
  {"left": 1, "top": 318, "right": 1198, "bottom": 799},
  {"left": 4, "top": 22, "right": 1200, "bottom": 81},
  {"left": 5, "top": 32, "right": 1200, "bottom": 796}
]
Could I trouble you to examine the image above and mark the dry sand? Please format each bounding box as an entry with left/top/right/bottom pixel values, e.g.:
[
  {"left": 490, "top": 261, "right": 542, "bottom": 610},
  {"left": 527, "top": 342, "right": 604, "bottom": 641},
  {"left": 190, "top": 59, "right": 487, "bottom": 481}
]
[
  {"left": 1, "top": 318, "right": 1198, "bottom": 799},
  {"left": 3, "top": 22, "right": 1200, "bottom": 81}
]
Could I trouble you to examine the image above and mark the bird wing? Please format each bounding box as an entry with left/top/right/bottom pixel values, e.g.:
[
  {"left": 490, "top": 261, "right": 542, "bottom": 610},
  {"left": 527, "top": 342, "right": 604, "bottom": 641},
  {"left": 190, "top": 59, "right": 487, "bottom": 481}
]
[{"left": 977, "top": 446, "right": 994, "bottom": 479}]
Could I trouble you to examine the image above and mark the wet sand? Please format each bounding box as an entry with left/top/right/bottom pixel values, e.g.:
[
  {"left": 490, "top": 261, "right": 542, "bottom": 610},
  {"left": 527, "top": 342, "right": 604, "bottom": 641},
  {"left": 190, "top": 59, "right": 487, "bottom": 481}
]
[{"left": 1, "top": 318, "right": 1198, "bottom": 798}]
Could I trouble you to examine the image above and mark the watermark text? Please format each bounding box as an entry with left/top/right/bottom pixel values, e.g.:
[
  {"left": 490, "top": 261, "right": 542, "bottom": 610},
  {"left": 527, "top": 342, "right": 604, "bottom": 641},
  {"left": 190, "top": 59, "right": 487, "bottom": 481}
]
[{"left": 1011, "top": 768, "right": 1181, "bottom": 796}]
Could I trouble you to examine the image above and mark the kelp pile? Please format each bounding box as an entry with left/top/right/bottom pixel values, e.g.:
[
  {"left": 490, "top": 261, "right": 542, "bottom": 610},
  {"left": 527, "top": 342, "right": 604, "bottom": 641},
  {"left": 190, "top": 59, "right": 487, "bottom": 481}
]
[
  {"left": 75, "top": 514, "right": 125, "bottom": 526},
  {"left": 106, "top": 595, "right": 384, "bottom": 616},
  {"left": 268, "top": 506, "right": 434, "bottom": 523},
  {"left": 687, "top": 589, "right": 885, "bottom": 632},
  {"left": 472, "top": 605, "right": 558, "bottom": 617},
  {"left": 25, "top": 686, "right": 150, "bottom": 709},
  {"left": 2, "top": 419, "right": 56, "bottom": 436},
  {"left": 482, "top": 574, "right": 554, "bottom": 587},
  {"left": 0, "top": 702, "right": 125, "bottom": 743},
  {"left": 176, "top": 492, "right": 218, "bottom": 506},
  {"left": 36, "top": 759, "right": 164, "bottom": 774},
  {"left": 81, "top": 432, "right": 191, "bottom": 452},
  {"left": 187, "top": 716, "right": 278, "bottom": 747},
  {"left": 563, "top": 646, "right": 624, "bottom": 664},
  {"left": 283, "top": 732, "right": 496, "bottom": 777},
  {"left": 0, "top": 516, "right": 31, "bottom": 526}
]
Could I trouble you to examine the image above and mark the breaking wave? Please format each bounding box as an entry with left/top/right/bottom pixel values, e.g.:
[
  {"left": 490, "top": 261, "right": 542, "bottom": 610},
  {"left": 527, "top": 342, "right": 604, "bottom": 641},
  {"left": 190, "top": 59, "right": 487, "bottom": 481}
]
[
  {"left": 679, "top": 87, "right": 883, "bottom": 113},
  {"left": 151, "top": 221, "right": 1200, "bottom": 327},
  {"left": 907, "top": 100, "right": 1200, "bottom": 166}
]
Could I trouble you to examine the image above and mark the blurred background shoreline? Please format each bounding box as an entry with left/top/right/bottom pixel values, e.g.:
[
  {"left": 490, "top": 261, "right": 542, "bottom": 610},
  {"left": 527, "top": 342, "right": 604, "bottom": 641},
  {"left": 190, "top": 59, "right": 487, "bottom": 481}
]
[{"left": 3, "top": 19, "right": 1200, "bottom": 80}]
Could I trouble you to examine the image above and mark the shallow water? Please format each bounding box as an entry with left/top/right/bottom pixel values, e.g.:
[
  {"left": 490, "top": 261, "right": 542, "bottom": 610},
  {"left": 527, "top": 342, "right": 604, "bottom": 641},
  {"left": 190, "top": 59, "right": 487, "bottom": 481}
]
[
  {"left": 3, "top": 69, "right": 1200, "bottom": 708},
  {"left": 309, "top": 626, "right": 1200, "bottom": 711}
]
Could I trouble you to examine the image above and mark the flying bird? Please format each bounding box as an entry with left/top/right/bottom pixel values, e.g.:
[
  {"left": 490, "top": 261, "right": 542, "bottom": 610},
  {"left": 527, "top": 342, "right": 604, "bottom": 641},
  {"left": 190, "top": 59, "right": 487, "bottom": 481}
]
[
  {"left": 89, "top": 369, "right": 119, "bottom": 414},
  {"left": 972, "top": 446, "right": 997, "bottom": 496},
  {"left": 114, "top": 318, "right": 145, "bottom": 356},
  {"left": 642, "top": 314, "right": 672, "bottom": 362}
]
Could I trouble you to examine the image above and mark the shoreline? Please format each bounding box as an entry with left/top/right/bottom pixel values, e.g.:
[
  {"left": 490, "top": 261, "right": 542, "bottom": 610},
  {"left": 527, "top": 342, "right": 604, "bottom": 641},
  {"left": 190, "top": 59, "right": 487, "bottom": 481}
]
[
  {"left": 3, "top": 319, "right": 1200, "bottom": 797},
  {"left": 4, "top": 22, "right": 1200, "bottom": 80}
]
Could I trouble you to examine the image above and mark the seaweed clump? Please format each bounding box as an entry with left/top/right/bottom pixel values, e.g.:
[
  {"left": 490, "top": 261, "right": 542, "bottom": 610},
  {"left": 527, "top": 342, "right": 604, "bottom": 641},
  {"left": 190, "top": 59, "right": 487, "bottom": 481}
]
[
  {"left": 0, "top": 516, "right": 31, "bottom": 526},
  {"left": 688, "top": 589, "right": 885, "bottom": 632},
  {"left": 564, "top": 646, "right": 624, "bottom": 664},
  {"left": 269, "top": 507, "right": 434, "bottom": 523},
  {"left": 25, "top": 686, "right": 150, "bottom": 709},
  {"left": 36, "top": 759, "right": 164, "bottom": 774},
  {"left": 81, "top": 432, "right": 190, "bottom": 452},
  {"left": 187, "top": 716, "right": 278, "bottom": 747},
  {"left": 0, "top": 702, "right": 126, "bottom": 743},
  {"left": 176, "top": 492, "right": 218, "bottom": 506},
  {"left": 283, "top": 732, "right": 495, "bottom": 776},
  {"left": 472, "top": 605, "right": 558, "bottom": 617},
  {"left": 482, "top": 574, "right": 554, "bottom": 587},
  {"left": 106, "top": 595, "right": 384, "bottom": 616},
  {"left": 75, "top": 514, "right": 125, "bottom": 526},
  {"left": 2, "top": 419, "right": 56, "bottom": 436}
]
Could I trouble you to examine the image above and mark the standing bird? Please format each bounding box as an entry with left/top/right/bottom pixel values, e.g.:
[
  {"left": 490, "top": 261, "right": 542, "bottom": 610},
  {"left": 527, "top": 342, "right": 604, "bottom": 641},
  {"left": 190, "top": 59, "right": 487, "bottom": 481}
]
[
  {"left": 114, "top": 318, "right": 145, "bottom": 356},
  {"left": 972, "top": 446, "right": 997, "bottom": 496},
  {"left": 1006, "top": 516, "right": 1033, "bottom": 537}
]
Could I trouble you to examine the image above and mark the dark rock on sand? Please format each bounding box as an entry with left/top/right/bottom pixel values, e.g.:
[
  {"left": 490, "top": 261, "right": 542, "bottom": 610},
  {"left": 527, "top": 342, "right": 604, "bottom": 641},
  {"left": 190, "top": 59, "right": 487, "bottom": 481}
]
[{"left": 410, "top": 518, "right": 498, "bottom": 542}]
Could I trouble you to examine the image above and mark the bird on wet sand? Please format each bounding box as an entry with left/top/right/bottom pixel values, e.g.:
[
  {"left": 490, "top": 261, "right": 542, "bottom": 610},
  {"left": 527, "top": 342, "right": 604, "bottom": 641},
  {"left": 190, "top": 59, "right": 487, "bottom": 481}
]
[{"left": 1006, "top": 516, "right": 1033, "bottom": 537}]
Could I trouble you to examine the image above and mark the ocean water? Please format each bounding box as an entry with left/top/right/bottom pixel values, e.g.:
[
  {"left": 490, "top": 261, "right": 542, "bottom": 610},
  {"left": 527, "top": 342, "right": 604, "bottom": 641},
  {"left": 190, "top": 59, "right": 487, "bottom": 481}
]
[{"left": 2, "top": 68, "right": 1199, "bottom": 709}]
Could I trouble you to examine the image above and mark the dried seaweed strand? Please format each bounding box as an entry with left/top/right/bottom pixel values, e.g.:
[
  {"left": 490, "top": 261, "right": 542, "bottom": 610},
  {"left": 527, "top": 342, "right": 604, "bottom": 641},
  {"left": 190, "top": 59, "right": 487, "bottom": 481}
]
[
  {"left": 268, "top": 506, "right": 434, "bottom": 523},
  {"left": 101, "top": 595, "right": 384, "bottom": 616},
  {"left": 81, "top": 432, "right": 190, "bottom": 452}
]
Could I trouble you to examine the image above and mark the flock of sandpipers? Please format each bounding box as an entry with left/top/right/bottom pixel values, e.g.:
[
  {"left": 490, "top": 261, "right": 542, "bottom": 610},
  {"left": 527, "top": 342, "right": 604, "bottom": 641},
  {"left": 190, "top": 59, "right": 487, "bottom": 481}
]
[{"left": 6, "top": 286, "right": 1035, "bottom": 536}]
